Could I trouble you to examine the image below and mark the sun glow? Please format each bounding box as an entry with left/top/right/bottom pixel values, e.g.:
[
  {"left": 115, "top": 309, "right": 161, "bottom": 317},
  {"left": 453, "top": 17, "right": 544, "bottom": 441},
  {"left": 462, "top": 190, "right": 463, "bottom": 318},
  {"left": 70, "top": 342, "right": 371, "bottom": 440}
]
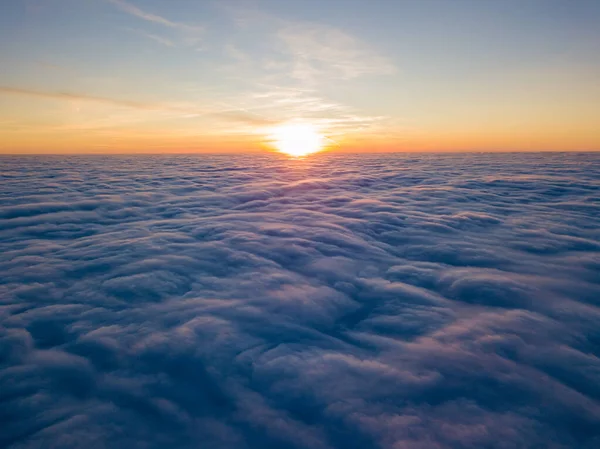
[{"left": 269, "top": 123, "right": 325, "bottom": 157}]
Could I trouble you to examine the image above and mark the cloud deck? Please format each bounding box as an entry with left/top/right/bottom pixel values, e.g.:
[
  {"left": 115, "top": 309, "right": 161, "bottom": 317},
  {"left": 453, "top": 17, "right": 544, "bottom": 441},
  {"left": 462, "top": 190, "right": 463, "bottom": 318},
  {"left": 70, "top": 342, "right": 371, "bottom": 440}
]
[{"left": 1, "top": 153, "right": 600, "bottom": 448}]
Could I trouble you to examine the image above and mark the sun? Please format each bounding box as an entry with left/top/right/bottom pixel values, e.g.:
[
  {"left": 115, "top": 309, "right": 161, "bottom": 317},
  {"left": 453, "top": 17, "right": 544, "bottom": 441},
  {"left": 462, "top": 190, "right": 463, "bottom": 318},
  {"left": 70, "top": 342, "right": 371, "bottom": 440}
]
[{"left": 269, "top": 123, "right": 325, "bottom": 157}]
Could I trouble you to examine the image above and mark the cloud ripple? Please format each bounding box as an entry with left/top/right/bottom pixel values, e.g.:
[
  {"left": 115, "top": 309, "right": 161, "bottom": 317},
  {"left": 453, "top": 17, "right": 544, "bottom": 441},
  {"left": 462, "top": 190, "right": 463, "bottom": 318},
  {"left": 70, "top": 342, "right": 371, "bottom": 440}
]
[{"left": 1, "top": 153, "right": 600, "bottom": 449}]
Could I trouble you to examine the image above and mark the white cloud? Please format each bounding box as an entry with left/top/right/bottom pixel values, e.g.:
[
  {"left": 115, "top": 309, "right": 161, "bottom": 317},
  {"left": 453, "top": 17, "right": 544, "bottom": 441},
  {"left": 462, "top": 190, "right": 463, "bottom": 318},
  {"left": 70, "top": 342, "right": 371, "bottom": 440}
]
[
  {"left": 215, "top": 7, "right": 398, "bottom": 139},
  {"left": 1, "top": 153, "right": 600, "bottom": 448},
  {"left": 127, "top": 28, "right": 175, "bottom": 47},
  {"left": 108, "top": 0, "right": 204, "bottom": 48},
  {"left": 276, "top": 23, "right": 396, "bottom": 83},
  {"left": 108, "top": 0, "right": 203, "bottom": 32}
]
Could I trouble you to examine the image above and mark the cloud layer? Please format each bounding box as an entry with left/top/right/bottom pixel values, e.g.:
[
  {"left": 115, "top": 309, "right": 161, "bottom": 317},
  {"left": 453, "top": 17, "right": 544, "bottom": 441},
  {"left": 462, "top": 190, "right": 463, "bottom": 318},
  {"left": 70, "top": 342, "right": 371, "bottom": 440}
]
[{"left": 1, "top": 153, "right": 600, "bottom": 448}]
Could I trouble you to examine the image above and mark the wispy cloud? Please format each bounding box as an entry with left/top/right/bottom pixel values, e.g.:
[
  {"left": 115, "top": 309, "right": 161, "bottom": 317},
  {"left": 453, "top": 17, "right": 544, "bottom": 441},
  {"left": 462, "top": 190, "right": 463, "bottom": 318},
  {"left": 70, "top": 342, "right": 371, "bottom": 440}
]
[
  {"left": 277, "top": 23, "right": 396, "bottom": 83},
  {"left": 223, "top": 6, "right": 396, "bottom": 85},
  {"left": 215, "top": 6, "right": 397, "bottom": 140},
  {"left": 108, "top": 0, "right": 202, "bottom": 32},
  {"left": 0, "top": 86, "right": 275, "bottom": 128},
  {"left": 108, "top": 0, "right": 203, "bottom": 48},
  {"left": 126, "top": 28, "right": 175, "bottom": 47},
  {"left": 218, "top": 86, "right": 389, "bottom": 139},
  {"left": 0, "top": 86, "right": 190, "bottom": 112},
  {"left": 6, "top": 4, "right": 397, "bottom": 144}
]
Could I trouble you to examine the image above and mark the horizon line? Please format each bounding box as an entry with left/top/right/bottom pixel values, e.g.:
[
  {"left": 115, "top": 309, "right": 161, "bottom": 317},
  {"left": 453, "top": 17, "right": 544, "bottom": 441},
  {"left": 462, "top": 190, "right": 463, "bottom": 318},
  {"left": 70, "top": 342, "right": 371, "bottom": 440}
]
[{"left": 1, "top": 149, "right": 599, "bottom": 156}]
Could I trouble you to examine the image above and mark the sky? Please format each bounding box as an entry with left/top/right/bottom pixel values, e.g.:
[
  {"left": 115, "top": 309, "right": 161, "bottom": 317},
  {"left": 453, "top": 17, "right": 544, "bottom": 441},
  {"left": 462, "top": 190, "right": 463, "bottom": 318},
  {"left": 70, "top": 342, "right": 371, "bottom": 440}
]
[{"left": 0, "top": 0, "right": 599, "bottom": 153}]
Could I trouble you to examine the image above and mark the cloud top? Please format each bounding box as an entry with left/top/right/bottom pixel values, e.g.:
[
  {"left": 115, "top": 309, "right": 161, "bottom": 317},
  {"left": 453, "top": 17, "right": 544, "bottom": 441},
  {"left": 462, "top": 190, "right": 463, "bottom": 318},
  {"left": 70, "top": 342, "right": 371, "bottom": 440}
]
[{"left": 1, "top": 152, "right": 599, "bottom": 448}]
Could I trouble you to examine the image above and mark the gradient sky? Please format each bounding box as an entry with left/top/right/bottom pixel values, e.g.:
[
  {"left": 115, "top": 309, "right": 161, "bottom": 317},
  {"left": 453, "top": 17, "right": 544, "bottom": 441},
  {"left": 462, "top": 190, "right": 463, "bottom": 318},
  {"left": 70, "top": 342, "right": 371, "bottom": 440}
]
[{"left": 1, "top": 0, "right": 599, "bottom": 153}]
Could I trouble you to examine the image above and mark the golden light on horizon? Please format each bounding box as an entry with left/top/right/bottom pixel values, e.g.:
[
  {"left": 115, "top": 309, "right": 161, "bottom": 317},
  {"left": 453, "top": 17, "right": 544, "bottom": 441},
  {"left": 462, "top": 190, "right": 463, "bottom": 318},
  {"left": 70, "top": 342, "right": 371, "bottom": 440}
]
[{"left": 269, "top": 123, "right": 325, "bottom": 157}]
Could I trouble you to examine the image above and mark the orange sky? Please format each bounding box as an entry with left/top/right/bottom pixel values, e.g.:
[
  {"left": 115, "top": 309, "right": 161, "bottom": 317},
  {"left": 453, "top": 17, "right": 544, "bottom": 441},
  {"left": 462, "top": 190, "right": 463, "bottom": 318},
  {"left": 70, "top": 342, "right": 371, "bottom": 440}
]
[{"left": 1, "top": 0, "right": 599, "bottom": 154}]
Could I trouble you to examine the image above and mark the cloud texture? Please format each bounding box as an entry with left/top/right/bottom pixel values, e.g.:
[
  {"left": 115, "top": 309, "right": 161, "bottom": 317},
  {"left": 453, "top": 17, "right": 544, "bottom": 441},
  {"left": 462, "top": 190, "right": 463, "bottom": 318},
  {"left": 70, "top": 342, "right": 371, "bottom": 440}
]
[{"left": 1, "top": 153, "right": 600, "bottom": 448}]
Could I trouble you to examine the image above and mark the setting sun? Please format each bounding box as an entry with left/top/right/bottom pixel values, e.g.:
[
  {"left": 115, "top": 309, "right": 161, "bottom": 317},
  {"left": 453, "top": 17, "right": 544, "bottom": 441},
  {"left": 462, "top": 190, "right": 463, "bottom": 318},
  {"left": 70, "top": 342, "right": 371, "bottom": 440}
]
[{"left": 269, "top": 123, "right": 325, "bottom": 157}]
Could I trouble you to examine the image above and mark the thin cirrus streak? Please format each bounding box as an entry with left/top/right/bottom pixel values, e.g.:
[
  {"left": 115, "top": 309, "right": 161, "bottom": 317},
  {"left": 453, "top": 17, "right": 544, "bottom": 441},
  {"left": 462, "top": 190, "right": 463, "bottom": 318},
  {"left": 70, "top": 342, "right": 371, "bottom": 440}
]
[
  {"left": 126, "top": 28, "right": 176, "bottom": 47},
  {"left": 1, "top": 153, "right": 599, "bottom": 448},
  {"left": 0, "top": 85, "right": 342, "bottom": 125},
  {"left": 0, "top": 86, "right": 280, "bottom": 130},
  {"left": 0, "top": 86, "right": 191, "bottom": 111},
  {"left": 107, "top": 0, "right": 204, "bottom": 48},
  {"left": 107, "top": 0, "right": 203, "bottom": 32},
  {"left": 276, "top": 22, "right": 397, "bottom": 82}
]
